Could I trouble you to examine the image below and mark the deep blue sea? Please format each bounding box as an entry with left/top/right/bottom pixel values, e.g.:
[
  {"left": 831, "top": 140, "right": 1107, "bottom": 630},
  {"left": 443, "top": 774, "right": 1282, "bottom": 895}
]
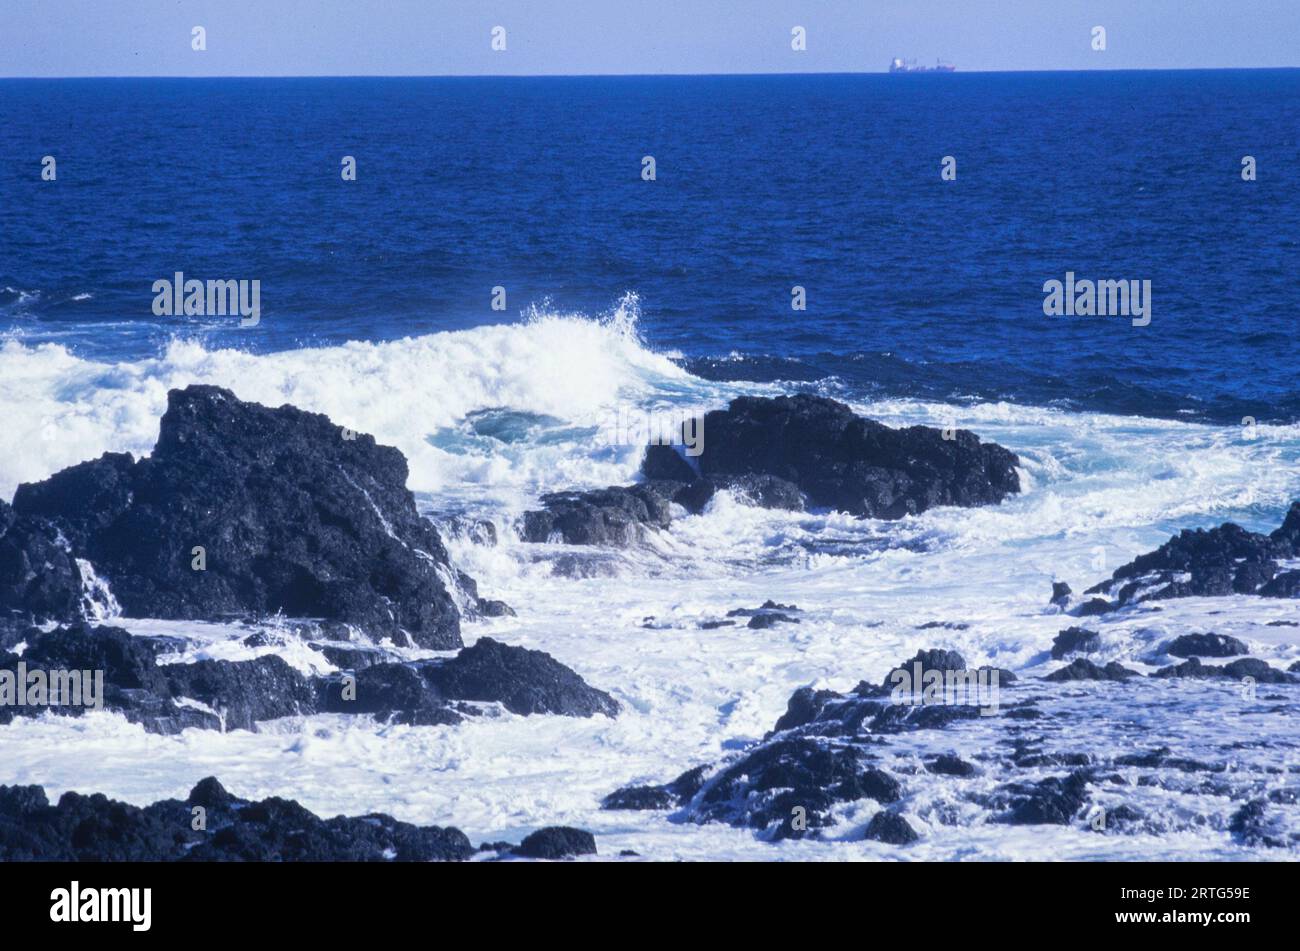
[{"left": 3, "top": 72, "right": 1298, "bottom": 423}]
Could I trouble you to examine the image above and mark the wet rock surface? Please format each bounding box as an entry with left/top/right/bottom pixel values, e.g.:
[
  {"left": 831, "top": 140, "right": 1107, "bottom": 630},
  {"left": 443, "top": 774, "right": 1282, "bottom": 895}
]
[
  {"left": 509, "top": 826, "right": 598, "bottom": 859},
  {"left": 1165, "top": 633, "right": 1249, "bottom": 658},
  {"left": 0, "top": 776, "right": 474, "bottom": 861},
  {"left": 601, "top": 646, "right": 1300, "bottom": 849},
  {"left": 1, "top": 623, "right": 618, "bottom": 734},
  {"left": 1051, "top": 626, "right": 1102, "bottom": 660},
  {"left": 687, "top": 394, "right": 1022, "bottom": 518},
  {"left": 521, "top": 393, "right": 1021, "bottom": 546},
  {"left": 0, "top": 499, "right": 84, "bottom": 625},
  {"left": 1062, "top": 503, "right": 1300, "bottom": 611},
  {"left": 1043, "top": 658, "right": 1140, "bottom": 682},
  {"left": 12, "top": 385, "right": 481, "bottom": 648},
  {"left": 520, "top": 484, "right": 675, "bottom": 546}
]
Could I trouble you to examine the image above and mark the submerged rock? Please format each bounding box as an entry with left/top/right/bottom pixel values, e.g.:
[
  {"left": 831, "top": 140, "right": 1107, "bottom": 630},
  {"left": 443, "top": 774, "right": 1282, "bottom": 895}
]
[
  {"left": 746, "top": 612, "right": 799, "bottom": 629},
  {"left": 12, "top": 386, "right": 476, "bottom": 648}
]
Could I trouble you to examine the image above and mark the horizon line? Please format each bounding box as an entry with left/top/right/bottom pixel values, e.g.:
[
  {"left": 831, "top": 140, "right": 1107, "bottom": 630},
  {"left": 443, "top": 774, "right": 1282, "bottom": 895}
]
[{"left": 1, "top": 65, "right": 1298, "bottom": 81}]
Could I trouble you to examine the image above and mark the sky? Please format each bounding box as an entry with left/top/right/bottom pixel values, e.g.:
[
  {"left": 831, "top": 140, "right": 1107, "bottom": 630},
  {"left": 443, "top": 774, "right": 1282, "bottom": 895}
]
[{"left": 1, "top": 0, "right": 1297, "bottom": 77}]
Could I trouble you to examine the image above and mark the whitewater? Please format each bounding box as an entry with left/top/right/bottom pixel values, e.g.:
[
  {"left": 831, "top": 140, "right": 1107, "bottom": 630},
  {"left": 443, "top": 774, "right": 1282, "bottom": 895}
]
[{"left": 3, "top": 299, "right": 1299, "bottom": 860}]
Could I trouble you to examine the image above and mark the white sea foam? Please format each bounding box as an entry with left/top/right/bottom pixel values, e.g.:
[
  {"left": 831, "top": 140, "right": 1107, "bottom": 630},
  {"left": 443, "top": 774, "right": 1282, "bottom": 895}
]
[
  {"left": 3, "top": 303, "right": 1300, "bottom": 859},
  {"left": 0, "top": 295, "right": 743, "bottom": 503}
]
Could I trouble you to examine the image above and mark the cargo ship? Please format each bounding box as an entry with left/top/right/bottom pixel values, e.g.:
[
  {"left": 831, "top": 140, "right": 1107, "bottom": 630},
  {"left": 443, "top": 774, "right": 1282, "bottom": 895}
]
[{"left": 889, "top": 58, "right": 956, "bottom": 73}]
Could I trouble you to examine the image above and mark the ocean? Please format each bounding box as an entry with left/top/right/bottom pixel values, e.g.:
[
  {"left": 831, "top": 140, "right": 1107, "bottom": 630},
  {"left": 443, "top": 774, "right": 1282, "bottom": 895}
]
[{"left": 2, "top": 72, "right": 1299, "bottom": 860}]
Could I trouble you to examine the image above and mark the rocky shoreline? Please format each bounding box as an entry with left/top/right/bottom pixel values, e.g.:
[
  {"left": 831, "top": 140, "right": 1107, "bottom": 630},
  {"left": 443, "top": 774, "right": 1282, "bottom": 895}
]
[
  {"left": 603, "top": 646, "right": 1299, "bottom": 848},
  {"left": 0, "top": 777, "right": 598, "bottom": 862},
  {"left": 3, "top": 384, "right": 1297, "bottom": 858}
]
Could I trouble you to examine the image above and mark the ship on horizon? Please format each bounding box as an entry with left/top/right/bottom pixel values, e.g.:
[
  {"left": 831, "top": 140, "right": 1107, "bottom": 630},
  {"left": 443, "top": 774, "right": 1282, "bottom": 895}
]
[{"left": 889, "top": 57, "right": 956, "bottom": 73}]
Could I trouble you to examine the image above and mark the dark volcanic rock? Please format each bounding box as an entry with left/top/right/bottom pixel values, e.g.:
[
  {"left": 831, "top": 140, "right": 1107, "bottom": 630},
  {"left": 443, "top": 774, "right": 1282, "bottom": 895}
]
[
  {"left": 21, "top": 622, "right": 168, "bottom": 691},
  {"left": 672, "top": 394, "right": 1021, "bottom": 519},
  {"left": 316, "top": 637, "right": 621, "bottom": 723},
  {"left": 1049, "top": 581, "right": 1072, "bottom": 608},
  {"left": 1228, "top": 800, "right": 1288, "bottom": 849},
  {"left": 12, "top": 386, "right": 470, "bottom": 648},
  {"left": 1259, "top": 571, "right": 1300, "bottom": 598},
  {"left": 1, "top": 623, "right": 213, "bottom": 733},
  {"left": 520, "top": 484, "right": 674, "bottom": 546},
  {"left": 602, "top": 765, "right": 709, "bottom": 812},
  {"left": 0, "top": 776, "right": 472, "bottom": 861},
  {"left": 643, "top": 446, "right": 806, "bottom": 514},
  {"left": 727, "top": 600, "right": 801, "bottom": 618},
  {"left": 681, "top": 474, "right": 805, "bottom": 512},
  {"left": 926, "top": 754, "right": 979, "bottom": 777},
  {"left": 1075, "top": 598, "right": 1114, "bottom": 617},
  {"left": 693, "top": 737, "right": 901, "bottom": 839},
  {"left": 863, "top": 810, "right": 919, "bottom": 845},
  {"left": 166, "top": 655, "right": 318, "bottom": 731},
  {"left": 0, "top": 499, "right": 84, "bottom": 624},
  {"left": 319, "top": 662, "right": 463, "bottom": 726},
  {"left": 421, "top": 637, "right": 619, "bottom": 718},
  {"left": 641, "top": 444, "right": 700, "bottom": 482},
  {"left": 6, "top": 624, "right": 617, "bottom": 734},
  {"left": 600, "top": 785, "right": 678, "bottom": 811},
  {"left": 1080, "top": 512, "right": 1300, "bottom": 608},
  {"left": 1152, "top": 656, "right": 1295, "bottom": 684},
  {"left": 511, "top": 826, "right": 597, "bottom": 859},
  {"left": 527, "top": 394, "right": 1019, "bottom": 547},
  {"left": 747, "top": 612, "right": 799, "bottom": 629},
  {"left": 884, "top": 648, "right": 969, "bottom": 681},
  {"left": 999, "top": 770, "right": 1091, "bottom": 825},
  {"left": 612, "top": 647, "right": 1018, "bottom": 840},
  {"left": 1269, "top": 502, "right": 1300, "bottom": 554},
  {"left": 1043, "top": 658, "right": 1139, "bottom": 682},
  {"left": 599, "top": 633, "right": 1300, "bottom": 849},
  {"left": 1165, "top": 633, "right": 1248, "bottom": 658},
  {"left": 475, "top": 597, "right": 516, "bottom": 617},
  {"left": 1051, "top": 626, "right": 1102, "bottom": 660},
  {"left": 2, "top": 623, "right": 313, "bottom": 733},
  {"left": 308, "top": 642, "right": 384, "bottom": 671}
]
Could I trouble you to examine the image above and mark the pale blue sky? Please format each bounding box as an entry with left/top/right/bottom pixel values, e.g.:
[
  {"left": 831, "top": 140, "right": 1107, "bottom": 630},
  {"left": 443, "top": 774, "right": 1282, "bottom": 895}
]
[{"left": 2, "top": 0, "right": 1297, "bottom": 77}]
